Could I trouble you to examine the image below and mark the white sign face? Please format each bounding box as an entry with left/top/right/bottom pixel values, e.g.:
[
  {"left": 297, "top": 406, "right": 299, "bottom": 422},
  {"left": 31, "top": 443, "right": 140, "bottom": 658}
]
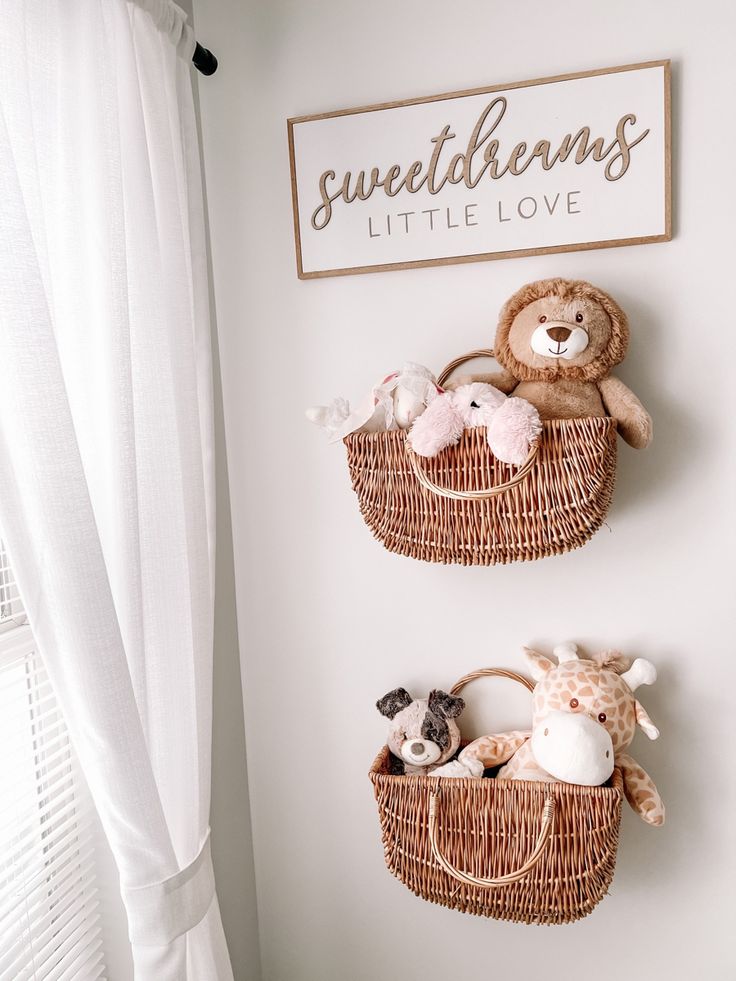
[{"left": 288, "top": 61, "right": 671, "bottom": 279}]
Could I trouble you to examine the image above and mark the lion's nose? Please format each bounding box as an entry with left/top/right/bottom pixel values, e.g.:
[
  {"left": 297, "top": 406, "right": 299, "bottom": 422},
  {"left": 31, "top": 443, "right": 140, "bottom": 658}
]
[
  {"left": 547, "top": 325, "right": 572, "bottom": 342},
  {"left": 411, "top": 742, "right": 425, "bottom": 755}
]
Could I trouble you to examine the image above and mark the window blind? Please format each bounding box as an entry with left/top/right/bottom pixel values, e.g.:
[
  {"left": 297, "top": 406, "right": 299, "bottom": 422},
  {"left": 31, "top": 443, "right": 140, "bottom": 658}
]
[
  {"left": 0, "top": 539, "right": 26, "bottom": 632},
  {"left": 0, "top": 542, "right": 106, "bottom": 981}
]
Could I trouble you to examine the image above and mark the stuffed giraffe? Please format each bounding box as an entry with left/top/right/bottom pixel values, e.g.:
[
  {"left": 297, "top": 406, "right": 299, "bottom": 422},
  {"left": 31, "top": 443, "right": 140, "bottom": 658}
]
[{"left": 433, "top": 643, "right": 665, "bottom": 826}]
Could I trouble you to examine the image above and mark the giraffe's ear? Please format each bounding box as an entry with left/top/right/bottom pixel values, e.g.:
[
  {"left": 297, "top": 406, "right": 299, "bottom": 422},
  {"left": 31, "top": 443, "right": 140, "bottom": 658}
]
[
  {"left": 621, "top": 658, "right": 657, "bottom": 691},
  {"left": 522, "top": 647, "right": 556, "bottom": 682},
  {"left": 635, "top": 700, "right": 659, "bottom": 740}
]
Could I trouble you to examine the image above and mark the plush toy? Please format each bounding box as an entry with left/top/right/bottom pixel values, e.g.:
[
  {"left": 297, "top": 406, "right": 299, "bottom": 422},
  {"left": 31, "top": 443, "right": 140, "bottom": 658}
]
[
  {"left": 454, "top": 278, "right": 652, "bottom": 449},
  {"left": 407, "top": 381, "right": 541, "bottom": 467},
  {"left": 307, "top": 362, "right": 440, "bottom": 442},
  {"left": 433, "top": 642, "right": 665, "bottom": 826},
  {"left": 376, "top": 687, "right": 465, "bottom": 776}
]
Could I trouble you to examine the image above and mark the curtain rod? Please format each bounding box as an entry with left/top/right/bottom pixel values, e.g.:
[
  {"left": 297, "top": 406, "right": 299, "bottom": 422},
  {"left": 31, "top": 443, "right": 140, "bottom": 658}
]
[{"left": 193, "top": 42, "right": 218, "bottom": 75}]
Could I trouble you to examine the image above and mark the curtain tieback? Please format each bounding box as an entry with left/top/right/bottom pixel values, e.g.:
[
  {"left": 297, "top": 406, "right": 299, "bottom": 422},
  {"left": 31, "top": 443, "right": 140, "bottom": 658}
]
[{"left": 122, "top": 829, "right": 215, "bottom": 946}]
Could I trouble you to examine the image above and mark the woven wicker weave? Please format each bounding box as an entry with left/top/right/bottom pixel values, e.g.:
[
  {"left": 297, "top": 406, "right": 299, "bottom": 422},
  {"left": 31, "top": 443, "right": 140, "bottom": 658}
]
[
  {"left": 369, "top": 669, "right": 623, "bottom": 924},
  {"left": 344, "top": 350, "right": 618, "bottom": 565}
]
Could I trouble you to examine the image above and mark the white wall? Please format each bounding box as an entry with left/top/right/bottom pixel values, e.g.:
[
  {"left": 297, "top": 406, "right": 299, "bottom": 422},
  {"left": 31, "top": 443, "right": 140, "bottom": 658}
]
[{"left": 194, "top": 2, "right": 736, "bottom": 979}]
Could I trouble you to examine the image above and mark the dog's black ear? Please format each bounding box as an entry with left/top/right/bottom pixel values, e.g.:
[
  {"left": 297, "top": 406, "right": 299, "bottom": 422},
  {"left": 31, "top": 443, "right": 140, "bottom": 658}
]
[
  {"left": 428, "top": 690, "right": 465, "bottom": 719},
  {"left": 376, "top": 687, "right": 413, "bottom": 719}
]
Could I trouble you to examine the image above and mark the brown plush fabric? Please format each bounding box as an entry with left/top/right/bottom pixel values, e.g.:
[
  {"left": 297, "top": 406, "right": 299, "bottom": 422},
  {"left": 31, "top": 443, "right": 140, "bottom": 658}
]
[
  {"left": 598, "top": 374, "right": 653, "bottom": 449},
  {"left": 460, "top": 278, "right": 652, "bottom": 449},
  {"left": 454, "top": 368, "right": 518, "bottom": 394},
  {"left": 508, "top": 378, "right": 606, "bottom": 420},
  {"left": 495, "top": 278, "right": 630, "bottom": 383},
  {"left": 591, "top": 650, "right": 633, "bottom": 673}
]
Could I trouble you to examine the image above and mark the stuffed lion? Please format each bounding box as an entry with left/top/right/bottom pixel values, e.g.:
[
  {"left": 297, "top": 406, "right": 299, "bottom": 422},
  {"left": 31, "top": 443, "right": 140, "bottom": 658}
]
[{"left": 457, "top": 278, "right": 652, "bottom": 449}]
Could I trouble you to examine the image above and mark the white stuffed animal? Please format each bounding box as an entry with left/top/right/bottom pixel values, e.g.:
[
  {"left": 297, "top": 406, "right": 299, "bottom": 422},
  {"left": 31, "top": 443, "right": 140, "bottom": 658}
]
[{"left": 307, "top": 362, "right": 440, "bottom": 442}]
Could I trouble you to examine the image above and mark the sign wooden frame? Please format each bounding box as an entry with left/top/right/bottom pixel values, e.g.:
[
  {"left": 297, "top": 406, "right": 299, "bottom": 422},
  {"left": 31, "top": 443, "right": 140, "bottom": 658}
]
[{"left": 287, "top": 60, "right": 671, "bottom": 280}]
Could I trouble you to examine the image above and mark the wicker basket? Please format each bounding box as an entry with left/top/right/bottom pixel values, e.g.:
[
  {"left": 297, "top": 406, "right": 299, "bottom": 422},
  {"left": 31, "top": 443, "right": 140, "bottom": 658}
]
[
  {"left": 345, "top": 350, "right": 618, "bottom": 565},
  {"left": 369, "top": 668, "right": 624, "bottom": 924}
]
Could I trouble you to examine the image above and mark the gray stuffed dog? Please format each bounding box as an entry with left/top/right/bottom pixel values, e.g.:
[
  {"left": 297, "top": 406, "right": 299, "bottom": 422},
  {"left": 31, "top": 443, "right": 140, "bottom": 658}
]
[{"left": 376, "top": 687, "right": 465, "bottom": 775}]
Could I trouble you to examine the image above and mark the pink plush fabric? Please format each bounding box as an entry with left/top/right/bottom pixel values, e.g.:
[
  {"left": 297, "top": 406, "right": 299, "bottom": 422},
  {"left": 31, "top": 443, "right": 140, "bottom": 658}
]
[
  {"left": 408, "top": 383, "right": 541, "bottom": 466},
  {"left": 407, "top": 394, "right": 465, "bottom": 456},
  {"left": 488, "top": 397, "right": 543, "bottom": 466}
]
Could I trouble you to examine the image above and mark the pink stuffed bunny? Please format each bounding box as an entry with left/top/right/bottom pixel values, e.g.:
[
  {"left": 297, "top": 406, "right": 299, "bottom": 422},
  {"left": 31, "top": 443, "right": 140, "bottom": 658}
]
[{"left": 407, "top": 382, "right": 541, "bottom": 466}]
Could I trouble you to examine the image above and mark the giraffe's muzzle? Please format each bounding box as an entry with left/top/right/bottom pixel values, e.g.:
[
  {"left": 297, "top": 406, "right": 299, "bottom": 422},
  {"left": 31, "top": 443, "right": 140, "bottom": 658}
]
[{"left": 531, "top": 710, "right": 614, "bottom": 786}]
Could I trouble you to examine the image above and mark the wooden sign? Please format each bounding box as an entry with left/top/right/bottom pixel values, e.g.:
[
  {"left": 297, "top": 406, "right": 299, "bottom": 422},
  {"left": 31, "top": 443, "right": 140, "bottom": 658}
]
[{"left": 288, "top": 61, "right": 671, "bottom": 279}]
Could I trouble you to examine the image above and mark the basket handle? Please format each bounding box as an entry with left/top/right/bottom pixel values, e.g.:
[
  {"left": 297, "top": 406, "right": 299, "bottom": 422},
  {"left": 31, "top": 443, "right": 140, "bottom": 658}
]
[
  {"left": 428, "top": 665, "right": 551, "bottom": 887},
  {"left": 428, "top": 791, "right": 555, "bottom": 888},
  {"left": 449, "top": 666, "right": 535, "bottom": 696},
  {"left": 428, "top": 668, "right": 555, "bottom": 889},
  {"left": 438, "top": 348, "right": 498, "bottom": 388},
  {"left": 410, "top": 348, "right": 539, "bottom": 502},
  {"left": 406, "top": 440, "right": 539, "bottom": 502}
]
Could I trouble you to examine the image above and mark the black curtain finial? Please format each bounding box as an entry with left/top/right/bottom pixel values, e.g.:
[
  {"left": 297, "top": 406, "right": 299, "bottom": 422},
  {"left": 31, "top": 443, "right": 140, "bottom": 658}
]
[{"left": 193, "top": 42, "right": 218, "bottom": 76}]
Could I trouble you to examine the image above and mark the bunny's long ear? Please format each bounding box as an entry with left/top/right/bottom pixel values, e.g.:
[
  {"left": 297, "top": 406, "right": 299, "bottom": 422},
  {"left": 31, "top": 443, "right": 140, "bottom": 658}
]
[{"left": 376, "top": 688, "right": 413, "bottom": 719}]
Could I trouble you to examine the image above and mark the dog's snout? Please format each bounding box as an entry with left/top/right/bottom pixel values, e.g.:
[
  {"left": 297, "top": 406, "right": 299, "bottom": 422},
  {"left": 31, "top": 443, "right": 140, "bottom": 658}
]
[
  {"left": 410, "top": 742, "right": 424, "bottom": 755},
  {"left": 547, "top": 325, "right": 572, "bottom": 342}
]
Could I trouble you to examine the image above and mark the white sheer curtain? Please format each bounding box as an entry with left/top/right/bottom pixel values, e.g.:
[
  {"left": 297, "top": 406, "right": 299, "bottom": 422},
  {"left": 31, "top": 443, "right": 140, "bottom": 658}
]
[{"left": 0, "top": 2, "right": 233, "bottom": 978}]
